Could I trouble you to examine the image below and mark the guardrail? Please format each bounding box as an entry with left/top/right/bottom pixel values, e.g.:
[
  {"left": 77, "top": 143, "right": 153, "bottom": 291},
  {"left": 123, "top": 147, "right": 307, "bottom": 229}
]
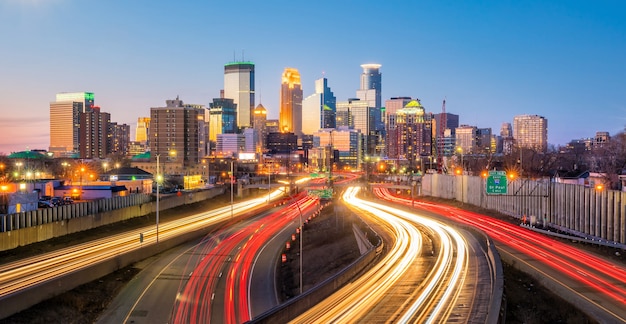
[{"left": 249, "top": 209, "right": 383, "bottom": 323}]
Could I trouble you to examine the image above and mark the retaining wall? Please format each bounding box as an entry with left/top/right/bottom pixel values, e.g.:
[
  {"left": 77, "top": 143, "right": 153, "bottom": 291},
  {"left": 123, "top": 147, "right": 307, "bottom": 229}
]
[{"left": 0, "top": 188, "right": 225, "bottom": 252}]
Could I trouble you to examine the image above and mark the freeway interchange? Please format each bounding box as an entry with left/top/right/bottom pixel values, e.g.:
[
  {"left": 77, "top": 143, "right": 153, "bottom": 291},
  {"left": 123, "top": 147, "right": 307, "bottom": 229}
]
[{"left": 0, "top": 177, "right": 625, "bottom": 323}]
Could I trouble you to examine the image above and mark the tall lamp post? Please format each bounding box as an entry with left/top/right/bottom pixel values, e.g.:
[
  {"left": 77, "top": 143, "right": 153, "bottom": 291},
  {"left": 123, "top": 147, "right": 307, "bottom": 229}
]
[
  {"left": 267, "top": 163, "right": 272, "bottom": 204},
  {"left": 230, "top": 160, "right": 234, "bottom": 219},
  {"left": 155, "top": 154, "right": 163, "bottom": 243}
]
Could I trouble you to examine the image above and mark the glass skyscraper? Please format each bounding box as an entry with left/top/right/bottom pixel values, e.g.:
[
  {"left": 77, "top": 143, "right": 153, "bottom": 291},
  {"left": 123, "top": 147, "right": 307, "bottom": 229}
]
[
  {"left": 224, "top": 62, "right": 255, "bottom": 129},
  {"left": 302, "top": 77, "right": 336, "bottom": 135}
]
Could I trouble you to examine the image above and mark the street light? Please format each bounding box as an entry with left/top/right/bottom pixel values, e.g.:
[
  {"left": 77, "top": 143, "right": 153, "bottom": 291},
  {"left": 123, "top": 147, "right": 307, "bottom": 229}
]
[
  {"left": 230, "top": 160, "right": 234, "bottom": 219},
  {"left": 155, "top": 154, "right": 163, "bottom": 243}
]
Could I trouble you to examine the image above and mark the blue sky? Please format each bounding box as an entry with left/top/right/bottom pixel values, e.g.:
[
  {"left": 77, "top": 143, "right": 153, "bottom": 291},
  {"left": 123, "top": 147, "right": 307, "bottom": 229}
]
[{"left": 0, "top": 0, "right": 624, "bottom": 154}]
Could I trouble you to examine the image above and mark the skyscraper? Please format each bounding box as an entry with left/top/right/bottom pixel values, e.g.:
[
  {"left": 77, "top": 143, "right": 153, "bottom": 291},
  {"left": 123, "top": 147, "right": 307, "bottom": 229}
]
[
  {"left": 356, "top": 63, "right": 382, "bottom": 109},
  {"left": 336, "top": 98, "right": 377, "bottom": 154},
  {"left": 224, "top": 62, "right": 255, "bottom": 129},
  {"left": 252, "top": 104, "right": 268, "bottom": 153},
  {"left": 302, "top": 77, "right": 336, "bottom": 135},
  {"left": 391, "top": 100, "right": 432, "bottom": 166},
  {"left": 209, "top": 96, "right": 237, "bottom": 142},
  {"left": 135, "top": 117, "right": 150, "bottom": 143},
  {"left": 279, "top": 68, "right": 303, "bottom": 136},
  {"left": 49, "top": 92, "right": 94, "bottom": 157},
  {"left": 513, "top": 114, "right": 548, "bottom": 152}
]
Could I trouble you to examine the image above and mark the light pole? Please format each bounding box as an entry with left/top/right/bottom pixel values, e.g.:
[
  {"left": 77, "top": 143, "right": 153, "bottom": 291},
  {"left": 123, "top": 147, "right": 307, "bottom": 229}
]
[
  {"left": 230, "top": 160, "right": 234, "bottom": 219},
  {"left": 79, "top": 166, "right": 85, "bottom": 200},
  {"left": 267, "top": 163, "right": 271, "bottom": 204},
  {"left": 155, "top": 154, "right": 162, "bottom": 243}
]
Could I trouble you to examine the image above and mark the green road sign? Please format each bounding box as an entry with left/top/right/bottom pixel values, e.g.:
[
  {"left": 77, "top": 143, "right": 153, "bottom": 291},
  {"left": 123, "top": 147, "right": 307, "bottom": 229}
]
[{"left": 486, "top": 171, "right": 507, "bottom": 195}]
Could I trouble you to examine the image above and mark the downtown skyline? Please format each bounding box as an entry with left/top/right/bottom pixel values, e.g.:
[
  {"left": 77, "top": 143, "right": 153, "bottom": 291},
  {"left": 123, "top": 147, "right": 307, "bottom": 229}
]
[{"left": 0, "top": 0, "right": 625, "bottom": 154}]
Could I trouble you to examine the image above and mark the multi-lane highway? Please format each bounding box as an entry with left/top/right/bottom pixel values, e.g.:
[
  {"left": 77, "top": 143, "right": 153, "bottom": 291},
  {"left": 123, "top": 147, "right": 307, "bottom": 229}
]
[
  {"left": 293, "top": 186, "right": 497, "bottom": 323},
  {"left": 375, "top": 187, "right": 626, "bottom": 323},
  {"left": 0, "top": 188, "right": 286, "bottom": 319},
  {"left": 97, "top": 192, "right": 321, "bottom": 323}
]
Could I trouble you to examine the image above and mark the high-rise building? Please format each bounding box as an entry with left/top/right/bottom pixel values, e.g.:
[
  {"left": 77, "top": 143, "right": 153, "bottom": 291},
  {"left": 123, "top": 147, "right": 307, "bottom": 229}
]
[
  {"left": 224, "top": 61, "right": 255, "bottom": 129},
  {"left": 390, "top": 100, "right": 432, "bottom": 167},
  {"left": 302, "top": 77, "right": 337, "bottom": 135},
  {"left": 49, "top": 92, "right": 94, "bottom": 157},
  {"left": 455, "top": 125, "right": 478, "bottom": 154},
  {"left": 135, "top": 117, "right": 150, "bottom": 143},
  {"left": 79, "top": 106, "right": 110, "bottom": 159},
  {"left": 209, "top": 96, "right": 237, "bottom": 142},
  {"left": 336, "top": 98, "right": 378, "bottom": 154},
  {"left": 513, "top": 114, "right": 548, "bottom": 152},
  {"left": 356, "top": 63, "right": 382, "bottom": 109},
  {"left": 433, "top": 112, "right": 459, "bottom": 157},
  {"left": 279, "top": 68, "right": 303, "bottom": 136},
  {"left": 149, "top": 97, "right": 206, "bottom": 166},
  {"left": 252, "top": 104, "right": 268, "bottom": 153},
  {"left": 109, "top": 122, "right": 131, "bottom": 156}
]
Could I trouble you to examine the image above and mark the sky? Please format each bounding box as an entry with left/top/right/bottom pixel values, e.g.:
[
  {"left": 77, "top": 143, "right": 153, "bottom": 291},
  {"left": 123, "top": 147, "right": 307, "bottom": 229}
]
[{"left": 0, "top": 0, "right": 625, "bottom": 154}]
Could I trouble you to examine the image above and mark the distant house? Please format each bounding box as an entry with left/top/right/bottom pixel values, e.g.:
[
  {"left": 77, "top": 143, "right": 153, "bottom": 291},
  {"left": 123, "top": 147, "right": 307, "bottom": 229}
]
[{"left": 554, "top": 170, "right": 607, "bottom": 189}]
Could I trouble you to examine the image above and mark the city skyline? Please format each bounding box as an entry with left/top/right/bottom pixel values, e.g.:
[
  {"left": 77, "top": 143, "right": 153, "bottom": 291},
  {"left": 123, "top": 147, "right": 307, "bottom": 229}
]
[{"left": 0, "top": 1, "right": 625, "bottom": 154}]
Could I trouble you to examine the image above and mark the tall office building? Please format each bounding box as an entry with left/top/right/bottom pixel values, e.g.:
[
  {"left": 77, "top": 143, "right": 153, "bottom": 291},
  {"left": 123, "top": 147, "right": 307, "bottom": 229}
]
[
  {"left": 209, "top": 96, "right": 237, "bottom": 142},
  {"left": 455, "top": 125, "right": 478, "bottom": 154},
  {"left": 149, "top": 97, "right": 206, "bottom": 166},
  {"left": 433, "top": 112, "right": 459, "bottom": 157},
  {"left": 336, "top": 98, "right": 378, "bottom": 154},
  {"left": 302, "top": 77, "right": 336, "bottom": 135},
  {"left": 279, "top": 68, "right": 303, "bottom": 136},
  {"left": 224, "top": 61, "right": 255, "bottom": 129},
  {"left": 49, "top": 92, "right": 94, "bottom": 157},
  {"left": 252, "top": 104, "right": 268, "bottom": 153},
  {"left": 356, "top": 64, "right": 382, "bottom": 108},
  {"left": 513, "top": 114, "right": 548, "bottom": 152},
  {"left": 135, "top": 117, "right": 150, "bottom": 143}
]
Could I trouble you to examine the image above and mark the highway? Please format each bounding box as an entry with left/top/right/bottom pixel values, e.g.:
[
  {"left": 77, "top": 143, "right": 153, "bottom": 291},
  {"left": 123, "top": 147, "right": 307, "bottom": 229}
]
[
  {"left": 375, "top": 187, "right": 626, "bottom": 323},
  {"left": 96, "top": 192, "right": 320, "bottom": 323},
  {"left": 0, "top": 188, "right": 287, "bottom": 314},
  {"left": 292, "top": 186, "right": 495, "bottom": 323}
]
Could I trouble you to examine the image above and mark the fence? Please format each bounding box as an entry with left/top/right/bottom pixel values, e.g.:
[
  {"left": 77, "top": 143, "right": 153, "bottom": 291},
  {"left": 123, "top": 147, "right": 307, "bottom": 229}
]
[
  {"left": 421, "top": 173, "right": 626, "bottom": 245},
  {"left": 0, "top": 194, "right": 152, "bottom": 233}
]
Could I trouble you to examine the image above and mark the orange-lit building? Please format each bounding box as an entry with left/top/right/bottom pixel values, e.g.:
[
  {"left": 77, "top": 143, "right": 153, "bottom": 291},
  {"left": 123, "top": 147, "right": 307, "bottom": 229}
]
[{"left": 279, "top": 68, "right": 303, "bottom": 136}]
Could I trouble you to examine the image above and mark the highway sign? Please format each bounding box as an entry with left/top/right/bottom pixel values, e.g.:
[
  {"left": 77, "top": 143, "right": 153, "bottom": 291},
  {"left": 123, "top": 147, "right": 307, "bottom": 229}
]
[{"left": 486, "top": 171, "right": 507, "bottom": 195}]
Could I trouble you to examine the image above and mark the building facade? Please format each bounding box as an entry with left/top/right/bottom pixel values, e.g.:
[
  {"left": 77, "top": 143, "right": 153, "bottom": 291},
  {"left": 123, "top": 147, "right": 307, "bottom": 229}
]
[
  {"left": 279, "top": 68, "right": 303, "bottom": 136},
  {"left": 209, "top": 97, "right": 237, "bottom": 142},
  {"left": 252, "top": 104, "right": 268, "bottom": 154},
  {"left": 302, "top": 77, "right": 336, "bottom": 135},
  {"left": 224, "top": 62, "right": 255, "bottom": 129},
  {"left": 149, "top": 97, "right": 206, "bottom": 166},
  {"left": 49, "top": 92, "right": 94, "bottom": 157},
  {"left": 79, "top": 106, "right": 110, "bottom": 159},
  {"left": 356, "top": 63, "right": 382, "bottom": 109},
  {"left": 513, "top": 114, "right": 548, "bottom": 152}
]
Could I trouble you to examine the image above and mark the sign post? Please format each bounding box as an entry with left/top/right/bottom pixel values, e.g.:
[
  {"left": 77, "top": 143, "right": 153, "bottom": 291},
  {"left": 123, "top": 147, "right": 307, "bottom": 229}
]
[{"left": 486, "top": 171, "right": 508, "bottom": 195}]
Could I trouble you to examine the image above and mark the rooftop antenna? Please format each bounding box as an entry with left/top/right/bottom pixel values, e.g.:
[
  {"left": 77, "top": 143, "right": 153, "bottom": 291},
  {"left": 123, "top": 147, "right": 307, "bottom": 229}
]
[
  {"left": 233, "top": 50, "right": 236, "bottom": 62},
  {"left": 242, "top": 49, "right": 245, "bottom": 61}
]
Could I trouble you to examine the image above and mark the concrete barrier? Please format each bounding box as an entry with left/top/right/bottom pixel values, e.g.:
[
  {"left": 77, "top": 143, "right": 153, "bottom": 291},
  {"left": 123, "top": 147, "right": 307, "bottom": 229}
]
[
  {"left": 0, "top": 188, "right": 225, "bottom": 252},
  {"left": 250, "top": 214, "right": 383, "bottom": 323}
]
